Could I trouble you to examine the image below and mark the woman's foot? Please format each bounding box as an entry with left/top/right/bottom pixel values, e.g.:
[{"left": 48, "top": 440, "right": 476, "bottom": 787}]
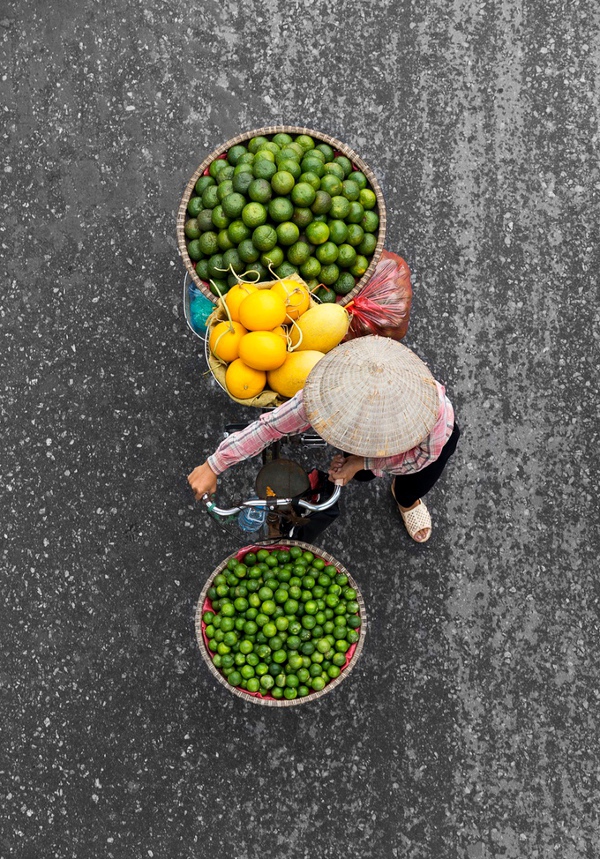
[{"left": 394, "top": 496, "right": 432, "bottom": 543}]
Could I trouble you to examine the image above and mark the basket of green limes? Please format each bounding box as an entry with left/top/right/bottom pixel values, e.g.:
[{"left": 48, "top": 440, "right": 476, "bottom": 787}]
[
  {"left": 196, "top": 541, "right": 367, "bottom": 706},
  {"left": 177, "top": 126, "right": 386, "bottom": 307}
]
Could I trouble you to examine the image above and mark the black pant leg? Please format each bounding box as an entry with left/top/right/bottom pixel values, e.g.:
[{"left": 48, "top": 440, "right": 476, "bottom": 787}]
[{"left": 391, "top": 423, "right": 461, "bottom": 507}]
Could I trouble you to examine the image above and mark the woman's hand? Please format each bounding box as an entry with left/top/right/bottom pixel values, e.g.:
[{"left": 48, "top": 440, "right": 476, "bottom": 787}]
[
  {"left": 327, "top": 454, "right": 364, "bottom": 486},
  {"left": 187, "top": 462, "right": 218, "bottom": 501}
]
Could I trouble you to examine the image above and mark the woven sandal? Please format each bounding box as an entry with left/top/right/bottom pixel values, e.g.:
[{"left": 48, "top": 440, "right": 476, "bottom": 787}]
[{"left": 394, "top": 496, "right": 432, "bottom": 543}]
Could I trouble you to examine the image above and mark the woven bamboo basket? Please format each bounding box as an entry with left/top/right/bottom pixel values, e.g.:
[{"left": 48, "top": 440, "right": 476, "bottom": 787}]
[
  {"left": 195, "top": 540, "right": 367, "bottom": 707},
  {"left": 177, "top": 126, "right": 387, "bottom": 306}
]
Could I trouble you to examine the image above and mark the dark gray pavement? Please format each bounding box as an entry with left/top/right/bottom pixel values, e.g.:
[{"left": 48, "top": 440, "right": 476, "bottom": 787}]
[{"left": 2, "top": 1, "right": 599, "bottom": 857}]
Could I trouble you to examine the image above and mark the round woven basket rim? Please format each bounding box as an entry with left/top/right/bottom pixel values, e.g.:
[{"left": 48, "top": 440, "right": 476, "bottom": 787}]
[
  {"left": 177, "top": 125, "right": 386, "bottom": 306},
  {"left": 195, "top": 539, "right": 367, "bottom": 707}
]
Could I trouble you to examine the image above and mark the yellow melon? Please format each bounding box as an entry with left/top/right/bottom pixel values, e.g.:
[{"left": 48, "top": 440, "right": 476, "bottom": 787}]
[
  {"left": 224, "top": 282, "right": 259, "bottom": 322},
  {"left": 238, "top": 289, "right": 287, "bottom": 331},
  {"left": 270, "top": 278, "right": 310, "bottom": 320},
  {"left": 238, "top": 330, "right": 287, "bottom": 371},
  {"left": 208, "top": 320, "right": 247, "bottom": 363},
  {"left": 289, "top": 303, "right": 349, "bottom": 353},
  {"left": 267, "top": 350, "right": 325, "bottom": 398},
  {"left": 225, "top": 358, "right": 266, "bottom": 399}
]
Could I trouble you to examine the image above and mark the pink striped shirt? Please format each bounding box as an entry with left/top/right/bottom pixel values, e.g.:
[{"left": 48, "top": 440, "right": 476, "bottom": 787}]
[{"left": 208, "top": 384, "right": 454, "bottom": 477}]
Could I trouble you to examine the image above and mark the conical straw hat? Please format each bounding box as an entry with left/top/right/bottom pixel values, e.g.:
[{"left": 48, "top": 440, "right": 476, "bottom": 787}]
[{"left": 303, "top": 336, "right": 440, "bottom": 457}]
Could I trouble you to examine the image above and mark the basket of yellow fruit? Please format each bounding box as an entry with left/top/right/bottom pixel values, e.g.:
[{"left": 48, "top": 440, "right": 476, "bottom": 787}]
[
  {"left": 177, "top": 126, "right": 386, "bottom": 308},
  {"left": 205, "top": 272, "right": 350, "bottom": 407}
]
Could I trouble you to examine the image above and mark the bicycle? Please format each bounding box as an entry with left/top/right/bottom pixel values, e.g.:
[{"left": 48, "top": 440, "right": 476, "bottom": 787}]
[{"left": 199, "top": 419, "right": 342, "bottom": 542}]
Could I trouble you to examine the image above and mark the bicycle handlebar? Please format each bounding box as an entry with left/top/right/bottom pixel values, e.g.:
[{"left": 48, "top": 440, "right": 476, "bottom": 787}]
[{"left": 201, "top": 483, "right": 342, "bottom": 517}]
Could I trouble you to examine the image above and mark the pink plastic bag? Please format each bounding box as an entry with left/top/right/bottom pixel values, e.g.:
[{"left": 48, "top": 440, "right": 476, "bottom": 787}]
[{"left": 345, "top": 249, "right": 413, "bottom": 341}]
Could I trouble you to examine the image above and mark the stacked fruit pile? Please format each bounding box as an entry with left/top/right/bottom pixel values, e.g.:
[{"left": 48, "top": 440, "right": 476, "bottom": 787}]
[
  {"left": 208, "top": 276, "right": 349, "bottom": 401},
  {"left": 183, "top": 131, "right": 381, "bottom": 302},
  {"left": 200, "top": 545, "right": 364, "bottom": 702}
]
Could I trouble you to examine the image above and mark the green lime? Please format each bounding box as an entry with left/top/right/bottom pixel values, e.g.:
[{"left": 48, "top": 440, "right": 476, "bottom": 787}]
[
  {"left": 323, "top": 161, "right": 345, "bottom": 180},
  {"left": 251, "top": 158, "right": 276, "bottom": 181},
  {"left": 187, "top": 196, "right": 203, "bottom": 217},
  {"left": 252, "top": 225, "right": 278, "bottom": 252},
  {"left": 209, "top": 278, "right": 229, "bottom": 297},
  {"left": 320, "top": 263, "right": 340, "bottom": 286},
  {"left": 274, "top": 261, "right": 298, "bottom": 279},
  {"left": 248, "top": 178, "right": 272, "bottom": 204},
  {"left": 272, "top": 132, "right": 293, "bottom": 147},
  {"left": 248, "top": 135, "right": 269, "bottom": 153},
  {"left": 334, "top": 155, "right": 353, "bottom": 177},
  {"left": 357, "top": 232, "right": 377, "bottom": 256},
  {"left": 349, "top": 254, "right": 369, "bottom": 276},
  {"left": 211, "top": 205, "right": 230, "bottom": 230},
  {"left": 220, "top": 164, "right": 235, "bottom": 181},
  {"left": 184, "top": 218, "right": 201, "bottom": 239},
  {"left": 310, "top": 675, "right": 326, "bottom": 692},
  {"left": 276, "top": 221, "right": 300, "bottom": 246},
  {"left": 346, "top": 201, "right": 365, "bottom": 224},
  {"left": 237, "top": 152, "right": 255, "bottom": 165},
  {"left": 226, "top": 144, "right": 247, "bottom": 165},
  {"left": 279, "top": 159, "right": 301, "bottom": 180},
  {"left": 209, "top": 158, "right": 228, "bottom": 179},
  {"left": 315, "top": 241, "right": 338, "bottom": 264},
  {"left": 221, "top": 192, "right": 246, "bottom": 219},
  {"left": 349, "top": 170, "right": 367, "bottom": 189},
  {"left": 217, "top": 179, "right": 234, "bottom": 202},
  {"left": 299, "top": 171, "right": 321, "bottom": 190},
  {"left": 305, "top": 220, "right": 330, "bottom": 245},
  {"left": 346, "top": 224, "right": 365, "bottom": 246},
  {"left": 294, "top": 134, "right": 315, "bottom": 151},
  {"left": 207, "top": 253, "right": 225, "bottom": 279},
  {"left": 196, "top": 209, "right": 214, "bottom": 232},
  {"left": 257, "top": 140, "right": 280, "bottom": 156},
  {"left": 310, "top": 190, "right": 332, "bottom": 215},
  {"left": 246, "top": 677, "right": 260, "bottom": 693},
  {"left": 361, "top": 210, "right": 379, "bottom": 233},
  {"left": 329, "top": 195, "right": 351, "bottom": 220},
  {"left": 198, "top": 231, "right": 219, "bottom": 256},
  {"left": 217, "top": 229, "right": 235, "bottom": 251},
  {"left": 327, "top": 220, "right": 348, "bottom": 245},
  {"left": 195, "top": 175, "right": 215, "bottom": 196},
  {"left": 359, "top": 188, "right": 377, "bottom": 210},
  {"left": 301, "top": 157, "right": 325, "bottom": 177},
  {"left": 195, "top": 259, "right": 209, "bottom": 280},
  {"left": 334, "top": 271, "right": 356, "bottom": 295},
  {"left": 291, "top": 207, "right": 313, "bottom": 229},
  {"left": 300, "top": 257, "right": 321, "bottom": 280},
  {"left": 275, "top": 146, "right": 301, "bottom": 164},
  {"left": 291, "top": 182, "right": 315, "bottom": 207},
  {"left": 222, "top": 247, "right": 244, "bottom": 274},
  {"left": 315, "top": 143, "right": 334, "bottom": 161},
  {"left": 227, "top": 219, "right": 251, "bottom": 244},
  {"left": 232, "top": 171, "right": 254, "bottom": 195},
  {"left": 342, "top": 179, "right": 360, "bottom": 201},
  {"left": 314, "top": 285, "right": 336, "bottom": 303},
  {"left": 242, "top": 202, "right": 267, "bottom": 228},
  {"left": 260, "top": 674, "right": 275, "bottom": 690},
  {"left": 267, "top": 197, "right": 293, "bottom": 223},
  {"left": 287, "top": 241, "right": 311, "bottom": 266},
  {"left": 271, "top": 170, "right": 295, "bottom": 195},
  {"left": 261, "top": 246, "right": 284, "bottom": 268},
  {"left": 237, "top": 239, "right": 260, "bottom": 263},
  {"left": 202, "top": 184, "right": 220, "bottom": 208},
  {"left": 319, "top": 174, "right": 343, "bottom": 196},
  {"left": 233, "top": 162, "right": 253, "bottom": 175}
]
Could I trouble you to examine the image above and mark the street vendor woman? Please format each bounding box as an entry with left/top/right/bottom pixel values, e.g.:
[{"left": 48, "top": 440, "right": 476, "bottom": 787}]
[{"left": 188, "top": 336, "right": 460, "bottom": 544}]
